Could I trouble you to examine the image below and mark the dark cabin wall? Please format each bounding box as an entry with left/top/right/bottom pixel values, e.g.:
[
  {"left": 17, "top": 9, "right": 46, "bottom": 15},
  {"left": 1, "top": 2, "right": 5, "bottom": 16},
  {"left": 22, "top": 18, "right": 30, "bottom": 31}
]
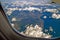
[{"left": 52, "top": 0, "right": 60, "bottom": 4}]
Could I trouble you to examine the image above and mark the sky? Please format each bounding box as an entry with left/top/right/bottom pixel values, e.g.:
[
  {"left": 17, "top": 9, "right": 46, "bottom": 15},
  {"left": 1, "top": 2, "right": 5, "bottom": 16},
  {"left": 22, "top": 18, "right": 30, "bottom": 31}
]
[{"left": 0, "top": 0, "right": 52, "bottom": 3}]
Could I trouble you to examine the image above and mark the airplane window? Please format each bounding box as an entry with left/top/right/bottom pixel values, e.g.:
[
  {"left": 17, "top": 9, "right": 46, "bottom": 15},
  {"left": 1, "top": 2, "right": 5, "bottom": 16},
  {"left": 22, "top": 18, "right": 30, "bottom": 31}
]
[{"left": 0, "top": 0, "right": 60, "bottom": 39}]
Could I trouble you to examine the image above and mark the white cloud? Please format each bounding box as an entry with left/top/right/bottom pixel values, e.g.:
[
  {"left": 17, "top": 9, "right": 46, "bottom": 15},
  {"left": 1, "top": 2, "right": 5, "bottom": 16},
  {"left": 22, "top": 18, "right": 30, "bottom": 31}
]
[
  {"left": 43, "top": 16, "right": 47, "bottom": 19},
  {"left": 21, "top": 24, "right": 51, "bottom": 38},
  {"left": 7, "top": 7, "right": 42, "bottom": 11},
  {"left": 12, "top": 17, "right": 17, "bottom": 21},
  {"left": 23, "top": 7, "right": 42, "bottom": 11},
  {"left": 52, "top": 13, "right": 60, "bottom": 19},
  {"left": 44, "top": 9, "right": 58, "bottom": 13},
  {"left": 11, "top": 23, "right": 14, "bottom": 27}
]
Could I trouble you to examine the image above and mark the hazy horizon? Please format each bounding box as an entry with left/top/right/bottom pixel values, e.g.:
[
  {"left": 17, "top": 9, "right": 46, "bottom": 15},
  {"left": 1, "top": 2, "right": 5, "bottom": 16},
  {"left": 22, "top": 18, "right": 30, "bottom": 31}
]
[{"left": 0, "top": 0, "right": 51, "bottom": 4}]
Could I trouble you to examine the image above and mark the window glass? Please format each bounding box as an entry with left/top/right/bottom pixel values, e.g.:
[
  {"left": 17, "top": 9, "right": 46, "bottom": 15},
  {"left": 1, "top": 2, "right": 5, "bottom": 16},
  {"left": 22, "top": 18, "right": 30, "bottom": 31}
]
[{"left": 0, "top": 0, "right": 60, "bottom": 39}]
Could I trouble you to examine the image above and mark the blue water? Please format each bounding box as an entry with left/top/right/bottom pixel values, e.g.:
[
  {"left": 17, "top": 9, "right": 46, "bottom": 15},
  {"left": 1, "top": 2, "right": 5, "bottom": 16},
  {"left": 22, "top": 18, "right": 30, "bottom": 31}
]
[{"left": 2, "top": 3, "right": 60, "bottom": 38}]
